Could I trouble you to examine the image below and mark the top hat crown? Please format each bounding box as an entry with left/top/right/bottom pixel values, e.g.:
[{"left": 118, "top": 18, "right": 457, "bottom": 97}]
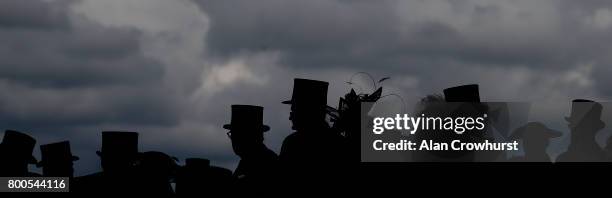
[
  {"left": 98, "top": 131, "right": 139, "bottom": 157},
  {"left": 510, "top": 122, "right": 563, "bottom": 140},
  {"left": 282, "top": 78, "right": 329, "bottom": 110},
  {"left": 1, "top": 130, "right": 37, "bottom": 164},
  {"left": 223, "top": 105, "right": 270, "bottom": 132},
  {"left": 38, "top": 141, "right": 79, "bottom": 167},
  {"left": 443, "top": 84, "right": 481, "bottom": 102},
  {"left": 565, "top": 99, "right": 603, "bottom": 124}
]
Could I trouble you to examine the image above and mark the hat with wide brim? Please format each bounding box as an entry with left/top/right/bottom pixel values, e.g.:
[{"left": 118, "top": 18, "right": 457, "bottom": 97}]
[{"left": 510, "top": 122, "right": 563, "bottom": 140}]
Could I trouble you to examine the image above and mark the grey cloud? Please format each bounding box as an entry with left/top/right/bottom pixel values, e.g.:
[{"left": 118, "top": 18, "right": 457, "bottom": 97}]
[
  {"left": 0, "top": 25, "right": 163, "bottom": 89},
  {"left": 3, "top": 0, "right": 612, "bottom": 175},
  {"left": 0, "top": 0, "right": 72, "bottom": 29},
  {"left": 194, "top": 0, "right": 612, "bottom": 72},
  {"left": 0, "top": 0, "right": 179, "bottom": 132}
]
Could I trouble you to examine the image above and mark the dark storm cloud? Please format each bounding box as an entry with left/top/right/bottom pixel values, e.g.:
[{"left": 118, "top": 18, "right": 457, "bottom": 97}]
[
  {"left": 0, "top": 0, "right": 177, "bottom": 131},
  {"left": 0, "top": 0, "right": 72, "bottom": 29},
  {"left": 194, "top": 0, "right": 612, "bottom": 73},
  {"left": 2, "top": 0, "right": 612, "bottom": 174},
  {"left": 195, "top": 0, "right": 403, "bottom": 68},
  {"left": 0, "top": 0, "right": 214, "bottom": 175},
  {"left": 0, "top": 20, "right": 163, "bottom": 89}
]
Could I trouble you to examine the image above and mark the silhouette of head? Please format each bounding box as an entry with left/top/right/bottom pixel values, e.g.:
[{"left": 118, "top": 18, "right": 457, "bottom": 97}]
[
  {"left": 0, "top": 130, "right": 37, "bottom": 176},
  {"left": 37, "top": 141, "right": 79, "bottom": 177},
  {"left": 414, "top": 95, "right": 474, "bottom": 160},
  {"left": 565, "top": 99, "right": 604, "bottom": 136},
  {"left": 282, "top": 78, "right": 329, "bottom": 131},
  {"left": 224, "top": 105, "right": 270, "bottom": 157},
  {"left": 175, "top": 158, "right": 232, "bottom": 195},
  {"left": 413, "top": 85, "right": 490, "bottom": 161},
  {"left": 137, "top": 151, "right": 178, "bottom": 180},
  {"left": 181, "top": 158, "right": 231, "bottom": 179},
  {"left": 96, "top": 131, "right": 139, "bottom": 173},
  {"left": 510, "top": 122, "right": 562, "bottom": 156},
  {"left": 441, "top": 84, "right": 488, "bottom": 125}
]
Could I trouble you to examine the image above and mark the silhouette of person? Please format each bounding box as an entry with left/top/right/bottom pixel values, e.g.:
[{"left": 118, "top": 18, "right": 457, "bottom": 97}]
[
  {"left": 0, "top": 130, "right": 39, "bottom": 177},
  {"left": 224, "top": 105, "right": 278, "bottom": 193},
  {"left": 37, "top": 141, "right": 79, "bottom": 177},
  {"left": 279, "top": 78, "right": 346, "bottom": 188},
  {"left": 508, "top": 122, "right": 562, "bottom": 162},
  {"left": 412, "top": 84, "right": 498, "bottom": 162},
  {"left": 74, "top": 131, "right": 140, "bottom": 194},
  {"left": 332, "top": 88, "right": 381, "bottom": 162},
  {"left": 175, "top": 158, "right": 233, "bottom": 197},
  {"left": 134, "top": 151, "right": 178, "bottom": 197},
  {"left": 557, "top": 99, "right": 607, "bottom": 162}
]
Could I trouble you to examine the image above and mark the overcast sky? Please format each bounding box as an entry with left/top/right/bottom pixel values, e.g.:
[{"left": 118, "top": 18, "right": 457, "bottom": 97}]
[{"left": 2, "top": 0, "right": 612, "bottom": 175}]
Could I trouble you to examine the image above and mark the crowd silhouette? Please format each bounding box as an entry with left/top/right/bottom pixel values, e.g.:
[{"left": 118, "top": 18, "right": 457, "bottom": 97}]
[{"left": 2, "top": 78, "right": 612, "bottom": 194}]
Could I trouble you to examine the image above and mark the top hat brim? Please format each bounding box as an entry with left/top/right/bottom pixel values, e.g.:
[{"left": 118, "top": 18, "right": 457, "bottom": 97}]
[
  {"left": 281, "top": 100, "right": 292, "bottom": 104},
  {"left": 510, "top": 125, "right": 564, "bottom": 139},
  {"left": 564, "top": 116, "right": 604, "bottom": 124},
  {"left": 223, "top": 124, "right": 270, "bottom": 132}
]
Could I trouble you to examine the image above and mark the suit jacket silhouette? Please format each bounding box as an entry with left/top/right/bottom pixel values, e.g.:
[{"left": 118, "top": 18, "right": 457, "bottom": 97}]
[{"left": 232, "top": 144, "right": 278, "bottom": 192}]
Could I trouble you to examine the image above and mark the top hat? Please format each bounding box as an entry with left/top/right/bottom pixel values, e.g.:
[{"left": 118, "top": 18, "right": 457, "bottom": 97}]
[
  {"left": 223, "top": 105, "right": 270, "bottom": 132},
  {"left": 96, "top": 131, "right": 139, "bottom": 157},
  {"left": 37, "top": 141, "right": 79, "bottom": 167},
  {"left": 443, "top": 84, "right": 481, "bottom": 103},
  {"left": 282, "top": 78, "right": 329, "bottom": 111},
  {"left": 1, "top": 130, "right": 37, "bottom": 164},
  {"left": 565, "top": 99, "right": 603, "bottom": 125},
  {"left": 510, "top": 122, "right": 563, "bottom": 140}
]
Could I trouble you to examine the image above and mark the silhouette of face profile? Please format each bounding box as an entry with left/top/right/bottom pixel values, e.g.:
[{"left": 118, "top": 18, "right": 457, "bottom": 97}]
[
  {"left": 289, "top": 105, "right": 326, "bottom": 131},
  {"left": 100, "top": 153, "right": 136, "bottom": 173},
  {"left": 138, "top": 151, "right": 177, "bottom": 180},
  {"left": 510, "top": 122, "right": 562, "bottom": 161},
  {"left": 42, "top": 162, "right": 74, "bottom": 177},
  {"left": 568, "top": 119, "right": 604, "bottom": 134},
  {"left": 283, "top": 78, "right": 329, "bottom": 131},
  {"left": 97, "top": 132, "right": 139, "bottom": 174},
  {"left": 38, "top": 141, "right": 78, "bottom": 177},
  {"left": 523, "top": 138, "right": 550, "bottom": 155},
  {"left": 228, "top": 128, "right": 263, "bottom": 157},
  {"left": 224, "top": 105, "right": 269, "bottom": 157}
]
